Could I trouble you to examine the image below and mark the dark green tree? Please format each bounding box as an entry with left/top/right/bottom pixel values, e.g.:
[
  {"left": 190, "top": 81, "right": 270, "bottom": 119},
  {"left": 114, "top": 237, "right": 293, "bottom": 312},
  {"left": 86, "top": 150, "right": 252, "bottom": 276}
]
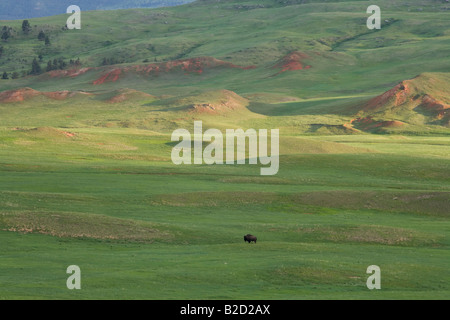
[
  {"left": 2, "top": 71, "right": 8, "bottom": 79},
  {"left": 38, "top": 30, "right": 45, "bottom": 41},
  {"left": 1, "top": 26, "right": 12, "bottom": 42},
  {"left": 46, "top": 60, "right": 53, "bottom": 72},
  {"left": 11, "top": 71, "right": 19, "bottom": 79},
  {"left": 22, "top": 20, "right": 31, "bottom": 34},
  {"left": 30, "top": 58, "right": 42, "bottom": 75},
  {"left": 57, "top": 58, "right": 66, "bottom": 70},
  {"left": 45, "top": 35, "right": 50, "bottom": 46}
]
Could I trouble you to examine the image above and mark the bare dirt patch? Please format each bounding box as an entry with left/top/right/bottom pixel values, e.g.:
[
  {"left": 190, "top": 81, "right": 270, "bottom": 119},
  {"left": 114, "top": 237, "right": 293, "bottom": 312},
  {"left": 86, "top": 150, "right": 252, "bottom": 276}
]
[
  {"left": 273, "top": 51, "right": 312, "bottom": 75},
  {"left": 0, "top": 88, "right": 41, "bottom": 103}
]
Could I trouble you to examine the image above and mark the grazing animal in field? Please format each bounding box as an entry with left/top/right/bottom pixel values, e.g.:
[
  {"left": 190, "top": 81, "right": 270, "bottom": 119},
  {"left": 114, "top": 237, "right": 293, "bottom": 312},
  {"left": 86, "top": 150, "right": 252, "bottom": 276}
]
[{"left": 244, "top": 234, "right": 257, "bottom": 243}]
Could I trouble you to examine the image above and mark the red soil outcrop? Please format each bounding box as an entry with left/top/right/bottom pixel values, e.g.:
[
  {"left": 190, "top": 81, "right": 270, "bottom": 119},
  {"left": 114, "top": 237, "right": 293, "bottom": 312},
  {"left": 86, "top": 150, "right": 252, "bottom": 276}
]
[
  {"left": 0, "top": 88, "right": 91, "bottom": 103},
  {"left": 0, "top": 88, "right": 41, "bottom": 103},
  {"left": 362, "top": 82, "right": 410, "bottom": 112},
  {"left": 357, "top": 75, "right": 450, "bottom": 127},
  {"left": 362, "top": 77, "right": 449, "bottom": 114},
  {"left": 350, "top": 116, "right": 405, "bottom": 130},
  {"left": 48, "top": 68, "right": 91, "bottom": 78},
  {"left": 273, "top": 51, "right": 312, "bottom": 75},
  {"left": 421, "top": 94, "right": 449, "bottom": 113},
  {"left": 0, "top": 87, "right": 153, "bottom": 104},
  {"left": 93, "top": 68, "right": 122, "bottom": 85},
  {"left": 93, "top": 57, "right": 256, "bottom": 85}
]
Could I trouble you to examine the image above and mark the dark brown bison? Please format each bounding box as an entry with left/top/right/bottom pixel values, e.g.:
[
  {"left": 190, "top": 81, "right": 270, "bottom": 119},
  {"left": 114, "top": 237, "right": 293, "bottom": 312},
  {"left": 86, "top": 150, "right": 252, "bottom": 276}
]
[{"left": 244, "top": 234, "right": 257, "bottom": 243}]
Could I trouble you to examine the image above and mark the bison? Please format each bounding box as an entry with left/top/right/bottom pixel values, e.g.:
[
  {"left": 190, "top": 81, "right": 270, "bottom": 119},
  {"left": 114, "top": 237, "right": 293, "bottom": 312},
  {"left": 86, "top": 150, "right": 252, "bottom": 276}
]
[{"left": 244, "top": 234, "right": 257, "bottom": 243}]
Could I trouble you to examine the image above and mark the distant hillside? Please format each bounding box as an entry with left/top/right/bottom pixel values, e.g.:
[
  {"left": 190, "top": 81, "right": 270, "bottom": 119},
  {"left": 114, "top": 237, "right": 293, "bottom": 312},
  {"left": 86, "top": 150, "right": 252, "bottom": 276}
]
[
  {"left": 0, "top": 0, "right": 194, "bottom": 20},
  {"left": 0, "top": 0, "right": 449, "bottom": 134}
]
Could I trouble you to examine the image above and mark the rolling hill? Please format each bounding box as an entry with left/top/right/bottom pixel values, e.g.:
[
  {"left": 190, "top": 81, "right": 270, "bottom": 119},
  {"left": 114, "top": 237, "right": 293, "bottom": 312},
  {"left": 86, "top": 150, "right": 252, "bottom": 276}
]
[
  {"left": 349, "top": 73, "right": 450, "bottom": 132},
  {"left": 0, "top": 0, "right": 449, "bottom": 301}
]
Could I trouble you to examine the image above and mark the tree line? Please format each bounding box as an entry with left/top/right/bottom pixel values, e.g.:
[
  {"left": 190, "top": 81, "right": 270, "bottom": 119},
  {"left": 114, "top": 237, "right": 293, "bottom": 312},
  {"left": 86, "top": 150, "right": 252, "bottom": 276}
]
[
  {"left": 1, "top": 21, "right": 51, "bottom": 44},
  {"left": 2, "top": 57, "right": 82, "bottom": 79},
  {"left": 1, "top": 19, "right": 82, "bottom": 79},
  {"left": 1, "top": 19, "right": 131, "bottom": 80}
]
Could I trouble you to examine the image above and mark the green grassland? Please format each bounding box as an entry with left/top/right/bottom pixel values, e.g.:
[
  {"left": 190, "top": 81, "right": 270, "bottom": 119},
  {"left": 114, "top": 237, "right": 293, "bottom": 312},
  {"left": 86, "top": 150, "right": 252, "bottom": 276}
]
[
  {"left": 1, "top": 123, "right": 449, "bottom": 299},
  {"left": 0, "top": 0, "right": 449, "bottom": 300}
]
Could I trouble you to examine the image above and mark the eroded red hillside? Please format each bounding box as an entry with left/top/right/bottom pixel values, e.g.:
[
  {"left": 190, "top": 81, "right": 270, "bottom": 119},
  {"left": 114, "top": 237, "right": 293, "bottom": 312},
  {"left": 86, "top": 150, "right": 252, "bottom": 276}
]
[
  {"left": 273, "top": 51, "right": 312, "bottom": 75},
  {"left": 350, "top": 117, "right": 405, "bottom": 131},
  {"left": 93, "top": 57, "right": 256, "bottom": 85},
  {"left": 361, "top": 77, "right": 449, "bottom": 114},
  {"left": 0, "top": 88, "right": 92, "bottom": 103},
  {"left": 0, "top": 88, "right": 41, "bottom": 103},
  {"left": 351, "top": 74, "right": 450, "bottom": 128}
]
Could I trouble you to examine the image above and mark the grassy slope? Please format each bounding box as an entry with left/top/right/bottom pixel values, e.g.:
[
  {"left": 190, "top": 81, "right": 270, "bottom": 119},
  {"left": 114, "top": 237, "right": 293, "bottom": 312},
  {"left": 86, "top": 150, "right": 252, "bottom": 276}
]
[
  {"left": 0, "top": 131, "right": 449, "bottom": 299},
  {"left": 0, "top": 120, "right": 449, "bottom": 299},
  {"left": 0, "top": 0, "right": 449, "bottom": 300},
  {"left": 0, "top": 0, "right": 449, "bottom": 96},
  {"left": 1, "top": 0, "right": 449, "bottom": 134}
]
